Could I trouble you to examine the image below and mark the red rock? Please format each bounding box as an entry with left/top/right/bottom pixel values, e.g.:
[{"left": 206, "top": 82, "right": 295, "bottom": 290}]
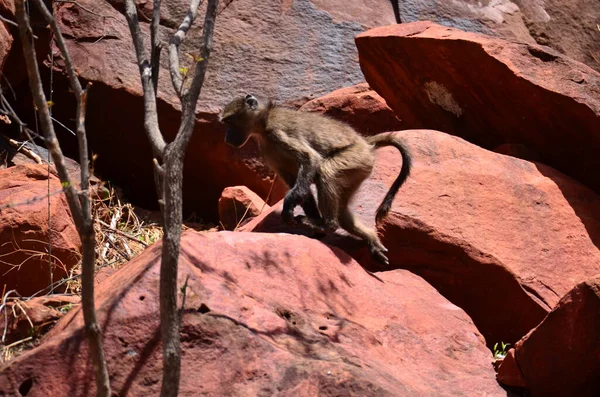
[
  {"left": 299, "top": 83, "right": 405, "bottom": 135},
  {"left": 495, "top": 349, "right": 526, "bottom": 388},
  {"left": 493, "top": 143, "right": 542, "bottom": 163},
  {"left": 41, "top": 0, "right": 397, "bottom": 221},
  {"left": 0, "top": 19, "right": 12, "bottom": 69},
  {"left": 243, "top": 129, "right": 600, "bottom": 346},
  {"left": 0, "top": 136, "right": 99, "bottom": 187},
  {"left": 498, "top": 275, "right": 600, "bottom": 397},
  {"left": 2, "top": 295, "right": 80, "bottom": 344},
  {"left": 0, "top": 164, "right": 81, "bottom": 296},
  {"left": 395, "top": 1, "right": 600, "bottom": 72},
  {"left": 218, "top": 185, "right": 269, "bottom": 230},
  {"left": 0, "top": 230, "right": 504, "bottom": 396},
  {"left": 517, "top": 0, "right": 600, "bottom": 73},
  {"left": 355, "top": 21, "right": 600, "bottom": 194},
  {"left": 94, "top": 266, "right": 116, "bottom": 285},
  {"left": 0, "top": 0, "right": 14, "bottom": 15}
]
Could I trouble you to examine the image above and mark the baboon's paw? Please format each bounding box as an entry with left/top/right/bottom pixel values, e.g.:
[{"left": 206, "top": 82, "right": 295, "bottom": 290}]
[
  {"left": 369, "top": 243, "right": 390, "bottom": 267},
  {"left": 375, "top": 242, "right": 388, "bottom": 254}
]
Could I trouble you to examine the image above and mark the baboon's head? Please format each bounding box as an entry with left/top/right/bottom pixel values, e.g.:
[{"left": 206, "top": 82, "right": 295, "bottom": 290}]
[{"left": 219, "top": 94, "right": 260, "bottom": 148}]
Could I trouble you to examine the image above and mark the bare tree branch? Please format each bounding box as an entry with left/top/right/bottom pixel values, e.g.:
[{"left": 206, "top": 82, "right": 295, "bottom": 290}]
[
  {"left": 15, "top": 0, "right": 84, "bottom": 232},
  {"left": 16, "top": 1, "right": 111, "bottom": 395},
  {"left": 0, "top": 14, "right": 19, "bottom": 28},
  {"left": 159, "top": 4, "right": 218, "bottom": 395},
  {"left": 123, "top": 0, "right": 166, "bottom": 158},
  {"left": 6, "top": 138, "right": 42, "bottom": 163},
  {"left": 173, "top": 0, "right": 217, "bottom": 151},
  {"left": 167, "top": 0, "right": 203, "bottom": 97},
  {"left": 151, "top": 0, "right": 162, "bottom": 95},
  {"left": 123, "top": 1, "right": 220, "bottom": 396}
]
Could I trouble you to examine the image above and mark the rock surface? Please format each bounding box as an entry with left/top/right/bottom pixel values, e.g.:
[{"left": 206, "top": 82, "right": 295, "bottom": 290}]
[
  {"left": 498, "top": 275, "right": 600, "bottom": 397},
  {"left": 299, "top": 83, "right": 405, "bottom": 135},
  {"left": 516, "top": 0, "right": 600, "bottom": 73},
  {"left": 0, "top": 230, "right": 504, "bottom": 396},
  {"left": 243, "top": 129, "right": 600, "bottom": 346},
  {"left": 218, "top": 185, "right": 269, "bottom": 230},
  {"left": 33, "top": 0, "right": 398, "bottom": 221},
  {"left": 495, "top": 349, "right": 526, "bottom": 389},
  {"left": 0, "top": 164, "right": 81, "bottom": 296},
  {"left": 2, "top": 295, "right": 80, "bottom": 344},
  {"left": 0, "top": 136, "right": 97, "bottom": 185},
  {"left": 395, "top": 0, "right": 600, "bottom": 72},
  {"left": 0, "top": 19, "right": 11, "bottom": 69},
  {"left": 356, "top": 21, "right": 600, "bottom": 194}
]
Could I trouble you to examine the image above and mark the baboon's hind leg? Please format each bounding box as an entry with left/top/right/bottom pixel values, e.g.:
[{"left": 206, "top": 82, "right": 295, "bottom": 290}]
[
  {"left": 334, "top": 158, "right": 389, "bottom": 266},
  {"left": 338, "top": 208, "right": 389, "bottom": 266},
  {"left": 315, "top": 173, "right": 341, "bottom": 232}
]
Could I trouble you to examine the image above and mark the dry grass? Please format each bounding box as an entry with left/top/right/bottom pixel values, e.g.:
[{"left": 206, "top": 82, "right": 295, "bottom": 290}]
[
  {"left": 65, "top": 184, "right": 165, "bottom": 294},
  {"left": 1, "top": 182, "right": 215, "bottom": 363}
]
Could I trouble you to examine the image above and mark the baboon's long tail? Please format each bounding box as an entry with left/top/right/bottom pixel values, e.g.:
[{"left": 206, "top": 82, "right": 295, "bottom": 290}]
[{"left": 366, "top": 133, "right": 412, "bottom": 223}]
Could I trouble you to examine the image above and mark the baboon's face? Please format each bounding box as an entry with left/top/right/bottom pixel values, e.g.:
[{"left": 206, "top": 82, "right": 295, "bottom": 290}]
[{"left": 220, "top": 94, "right": 259, "bottom": 148}]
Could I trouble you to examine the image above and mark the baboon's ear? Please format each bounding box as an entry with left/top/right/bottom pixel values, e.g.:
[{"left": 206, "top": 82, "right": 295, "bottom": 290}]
[{"left": 244, "top": 94, "right": 258, "bottom": 110}]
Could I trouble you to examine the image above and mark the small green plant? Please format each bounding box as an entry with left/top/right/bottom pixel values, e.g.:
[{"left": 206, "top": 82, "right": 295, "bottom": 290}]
[
  {"left": 59, "top": 303, "right": 73, "bottom": 314},
  {"left": 493, "top": 341, "right": 511, "bottom": 359}
]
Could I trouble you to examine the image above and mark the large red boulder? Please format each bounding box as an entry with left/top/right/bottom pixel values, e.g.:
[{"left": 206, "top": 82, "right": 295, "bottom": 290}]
[
  {"left": 28, "top": 0, "right": 398, "bottom": 221},
  {"left": 243, "top": 129, "right": 600, "bottom": 346},
  {"left": 394, "top": 1, "right": 600, "bottom": 72},
  {"left": 0, "top": 164, "right": 81, "bottom": 296},
  {"left": 299, "top": 83, "right": 405, "bottom": 135},
  {"left": 0, "top": 230, "right": 504, "bottom": 396},
  {"left": 498, "top": 275, "right": 600, "bottom": 397},
  {"left": 355, "top": 21, "right": 600, "bottom": 194}
]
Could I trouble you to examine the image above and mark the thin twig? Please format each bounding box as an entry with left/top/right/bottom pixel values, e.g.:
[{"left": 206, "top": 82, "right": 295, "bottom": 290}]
[
  {"left": 168, "top": 0, "right": 203, "bottom": 96},
  {"left": 123, "top": 0, "right": 166, "bottom": 159},
  {"left": 0, "top": 14, "right": 19, "bottom": 28},
  {"left": 13, "top": 301, "right": 34, "bottom": 330},
  {"left": 50, "top": 115, "right": 76, "bottom": 136},
  {"left": 3, "top": 336, "right": 33, "bottom": 349},
  {"left": 105, "top": 238, "right": 131, "bottom": 261},
  {"left": 178, "top": 275, "right": 190, "bottom": 328},
  {"left": 0, "top": 187, "right": 87, "bottom": 211},
  {"left": 18, "top": 1, "right": 111, "bottom": 395},
  {"left": 1, "top": 290, "right": 21, "bottom": 343},
  {"left": 97, "top": 219, "right": 149, "bottom": 247},
  {"left": 172, "top": 0, "right": 218, "bottom": 151},
  {"left": 151, "top": 0, "right": 162, "bottom": 95},
  {"left": 7, "top": 138, "right": 42, "bottom": 163},
  {"left": 216, "top": 0, "right": 235, "bottom": 17},
  {"left": 101, "top": 207, "right": 121, "bottom": 260}
]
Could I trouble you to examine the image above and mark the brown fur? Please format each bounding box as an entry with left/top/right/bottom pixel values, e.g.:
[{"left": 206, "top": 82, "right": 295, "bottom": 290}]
[{"left": 220, "top": 94, "right": 412, "bottom": 266}]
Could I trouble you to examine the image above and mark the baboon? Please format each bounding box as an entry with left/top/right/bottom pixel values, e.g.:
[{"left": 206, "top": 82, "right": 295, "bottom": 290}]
[{"left": 219, "top": 94, "right": 412, "bottom": 265}]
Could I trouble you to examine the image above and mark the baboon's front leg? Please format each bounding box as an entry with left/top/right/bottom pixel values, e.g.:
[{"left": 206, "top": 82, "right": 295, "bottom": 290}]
[
  {"left": 278, "top": 169, "right": 324, "bottom": 230},
  {"left": 281, "top": 161, "right": 318, "bottom": 223}
]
